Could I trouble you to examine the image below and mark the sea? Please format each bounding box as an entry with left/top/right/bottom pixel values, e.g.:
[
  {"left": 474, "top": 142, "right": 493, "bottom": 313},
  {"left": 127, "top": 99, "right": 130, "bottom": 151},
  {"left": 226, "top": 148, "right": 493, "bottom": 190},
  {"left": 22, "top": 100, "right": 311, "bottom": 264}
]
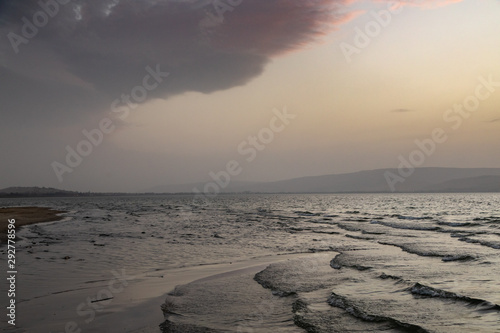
[{"left": 1, "top": 193, "right": 499, "bottom": 332}]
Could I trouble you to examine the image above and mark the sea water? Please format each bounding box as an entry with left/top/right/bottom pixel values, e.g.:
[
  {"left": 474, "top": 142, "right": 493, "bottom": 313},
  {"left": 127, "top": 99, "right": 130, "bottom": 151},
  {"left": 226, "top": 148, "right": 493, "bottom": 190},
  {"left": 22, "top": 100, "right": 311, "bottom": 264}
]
[{"left": 1, "top": 193, "right": 499, "bottom": 332}]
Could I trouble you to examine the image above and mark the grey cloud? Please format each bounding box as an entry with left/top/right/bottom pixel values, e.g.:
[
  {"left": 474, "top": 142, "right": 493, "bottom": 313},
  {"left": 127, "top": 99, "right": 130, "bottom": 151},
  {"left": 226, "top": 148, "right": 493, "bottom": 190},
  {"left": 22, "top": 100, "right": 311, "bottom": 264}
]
[{"left": 1, "top": 0, "right": 344, "bottom": 127}]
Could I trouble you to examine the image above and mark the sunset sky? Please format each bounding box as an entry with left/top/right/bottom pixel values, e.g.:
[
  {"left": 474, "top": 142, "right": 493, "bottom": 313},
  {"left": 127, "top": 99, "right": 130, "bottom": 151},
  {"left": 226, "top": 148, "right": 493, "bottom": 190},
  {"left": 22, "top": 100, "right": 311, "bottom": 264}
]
[{"left": 1, "top": 0, "right": 499, "bottom": 192}]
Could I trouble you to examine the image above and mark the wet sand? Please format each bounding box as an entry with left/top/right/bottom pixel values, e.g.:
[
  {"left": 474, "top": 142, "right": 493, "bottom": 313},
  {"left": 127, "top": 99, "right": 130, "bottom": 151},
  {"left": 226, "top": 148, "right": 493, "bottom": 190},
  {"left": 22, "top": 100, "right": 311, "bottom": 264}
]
[
  {"left": 0, "top": 205, "right": 315, "bottom": 332},
  {"left": 0, "top": 206, "right": 66, "bottom": 243},
  {"left": 13, "top": 253, "right": 316, "bottom": 332}
]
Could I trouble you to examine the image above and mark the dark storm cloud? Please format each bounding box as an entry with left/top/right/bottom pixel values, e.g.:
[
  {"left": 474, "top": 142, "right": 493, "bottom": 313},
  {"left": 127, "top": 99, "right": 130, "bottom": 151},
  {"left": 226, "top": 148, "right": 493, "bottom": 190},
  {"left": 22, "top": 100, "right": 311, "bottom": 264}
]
[{"left": 0, "top": 0, "right": 347, "bottom": 126}]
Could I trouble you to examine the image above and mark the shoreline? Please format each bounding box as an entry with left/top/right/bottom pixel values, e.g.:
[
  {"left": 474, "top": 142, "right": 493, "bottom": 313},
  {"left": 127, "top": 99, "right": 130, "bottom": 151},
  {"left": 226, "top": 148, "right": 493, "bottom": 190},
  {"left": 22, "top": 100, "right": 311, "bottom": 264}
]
[
  {"left": 0, "top": 206, "right": 67, "bottom": 243},
  {"left": 14, "top": 252, "right": 323, "bottom": 332}
]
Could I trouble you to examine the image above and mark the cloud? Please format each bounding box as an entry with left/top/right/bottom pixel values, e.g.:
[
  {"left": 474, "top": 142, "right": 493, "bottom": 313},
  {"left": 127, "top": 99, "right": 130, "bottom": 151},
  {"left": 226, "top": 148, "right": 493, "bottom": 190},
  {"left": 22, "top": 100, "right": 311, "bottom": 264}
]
[
  {"left": 0, "top": 0, "right": 354, "bottom": 127},
  {"left": 0, "top": 0, "right": 466, "bottom": 128},
  {"left": 0, "top": 0, "right": 471, "bottom": 190},
  {"left": 374, "top": 0, "right": 464, "bottom": 10}
]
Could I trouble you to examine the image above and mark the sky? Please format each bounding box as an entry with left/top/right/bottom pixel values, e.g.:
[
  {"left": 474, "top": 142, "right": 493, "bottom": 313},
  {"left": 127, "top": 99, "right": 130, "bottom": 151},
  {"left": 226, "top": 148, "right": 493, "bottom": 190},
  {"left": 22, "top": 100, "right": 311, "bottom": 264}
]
[{"left": 0, "top": 0, "right": 499, "bottom": 192}]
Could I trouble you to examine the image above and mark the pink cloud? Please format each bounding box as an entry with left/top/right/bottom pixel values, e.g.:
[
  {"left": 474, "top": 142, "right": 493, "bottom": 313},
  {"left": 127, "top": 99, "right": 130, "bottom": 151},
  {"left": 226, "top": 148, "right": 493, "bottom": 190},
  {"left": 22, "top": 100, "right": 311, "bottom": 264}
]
[
  {"left": 0, "top": 0, "right": 468, "bottom": 126},
  {"left": 205, "top": 0, "right": 360, "bottom": 56},
  {"left": 374, "top": 0, "right": 465, "bottom": 9}
]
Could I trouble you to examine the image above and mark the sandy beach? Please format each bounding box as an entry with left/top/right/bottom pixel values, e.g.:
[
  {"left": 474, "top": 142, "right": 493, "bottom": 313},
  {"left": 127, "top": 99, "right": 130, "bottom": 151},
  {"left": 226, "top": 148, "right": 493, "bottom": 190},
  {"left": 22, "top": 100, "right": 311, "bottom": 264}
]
[
  {"left": 12, "top": 252, "right": 317, "bottom": 332},
  {"left": 0, "top": 206, "right": 66, "bottom": 243},
  {"left": 0, "top": 204, "right": 319, "bottom": 332}
]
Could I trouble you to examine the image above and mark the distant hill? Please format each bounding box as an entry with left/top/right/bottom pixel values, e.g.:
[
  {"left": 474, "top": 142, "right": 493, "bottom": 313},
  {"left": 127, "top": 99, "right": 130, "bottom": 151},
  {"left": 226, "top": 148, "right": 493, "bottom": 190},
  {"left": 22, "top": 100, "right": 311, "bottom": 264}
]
[
  {"left": 0, "top": 187, "right": 82, "bottom": 198},
  {"left": 3, "top": 168, "right": 500, "bottom": 197},
  {"left": 147, "top": 167, "right": 500, "bottom": 193},
  {"left": 0, "top": 187, "right": 126, "bottom": 198},
  {"left": 240, "top": 167, "right": 500, "bottom": 193},
  {"left": 421, "top": 175, "right": 500, "bottom": 193}
]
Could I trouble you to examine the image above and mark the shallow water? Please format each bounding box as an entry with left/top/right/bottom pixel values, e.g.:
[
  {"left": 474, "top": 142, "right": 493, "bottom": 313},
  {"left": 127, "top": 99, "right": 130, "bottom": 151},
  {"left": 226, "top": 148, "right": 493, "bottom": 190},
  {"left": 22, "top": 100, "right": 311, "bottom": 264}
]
[{"left": 1, "top": 193, "right": 499, "bottom": 332}]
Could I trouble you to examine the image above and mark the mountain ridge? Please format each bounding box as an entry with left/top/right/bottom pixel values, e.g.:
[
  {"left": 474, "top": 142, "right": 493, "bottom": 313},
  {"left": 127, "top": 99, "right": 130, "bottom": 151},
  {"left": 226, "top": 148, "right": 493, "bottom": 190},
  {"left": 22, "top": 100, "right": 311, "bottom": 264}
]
[
  {"left": 2, "top": 167, "right": 500, "bottom": 196},
  {"left": 146, "top": 167, "right": 500, "bottom": 193}
]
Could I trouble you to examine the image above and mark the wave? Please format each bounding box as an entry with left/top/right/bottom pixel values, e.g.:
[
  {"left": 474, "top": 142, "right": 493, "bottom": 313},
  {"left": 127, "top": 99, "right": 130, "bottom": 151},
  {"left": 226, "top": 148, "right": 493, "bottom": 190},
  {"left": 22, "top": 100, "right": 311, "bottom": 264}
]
[
  {"left": 370, "top": 220, "right": 440, "bottom": 231},
  {"left": 441, "top": 254, "right": 476, "bottom": 262},
  {"left": 329, "top": 254, "right": 342, "bottom": 269},
  {"left": 345, "top": 234, "right": 375, "bottom": 240},
  {"left": 361, "top": 230, "right": 387, "bottom": 235},
  {"left": 291, "top": 298, "right": 320, "bottom": 333},
  {"left": 376, "top": 241, "right": 478, "bottom": 262},
  {"left": 343, "top": 217, "right": 370, "bottom": 222},
  {"left": 391, "top": 214, "right": 431, "bottom": 220},
  {"left": 457, "top": 236, "right": 500, "bottom": 249},
  {"left": 379, "top": 273, "right": 403, "bottom": 280},
  {"left": 307, "top": 219, "right": 335, "bottom": 225},
  {"left": 254, "top": 270, "right": 297, "bottom": 297},
  {"left": 294, "top": 211, "right": 321, "bottom": 216},
  {"left": 379, "top": 242, "right": 475, "bottom": 264},
  {"left": 330, "top": 254, "right": 371, "bottom": 271},
  {"left": 408, "top": 283, "right": 500, "bottom": 311},
  {"left": 437, "top": 221, "right": 480, "bottom": 227},
  {"left": 327, "top": 292, "right": 430, "bottom": 333},
  {"left": 473, "top": 217, "right": 500, "bottom": 223},
  {"left": 311, "top": 230, "right": 341, "bottom": 235},
  {"left": 335, "top": 223, "right": 362, "bottom": 232},
  {"left": 375, "top": 275, "right": 500, "bottom": 311},
  {"left": 378, "top": 241, "right": 443, "bottom": 258}
]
